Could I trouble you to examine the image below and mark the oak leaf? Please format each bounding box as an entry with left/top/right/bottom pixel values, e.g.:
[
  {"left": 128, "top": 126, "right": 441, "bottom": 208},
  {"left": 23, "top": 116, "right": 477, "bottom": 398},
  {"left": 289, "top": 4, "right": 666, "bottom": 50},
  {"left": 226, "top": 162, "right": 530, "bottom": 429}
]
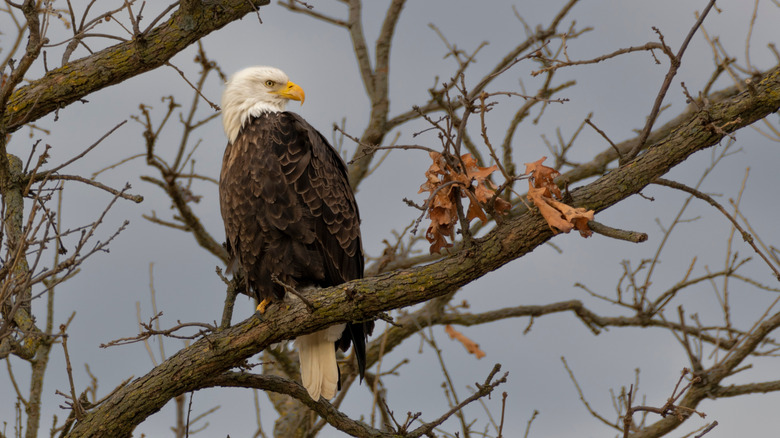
[
  {"left": 548, "top": 197, "right": 594, "bottom": 237},
  {"left": 419, "top": 151, "right": 509, "bottom": 253},
  {"left": 445, "top": 324, "right": 486, "bottom": 359},
  {"left": 525, "top": 156, "right": 561, "bottom": 198},
  {"left": 525, "top": 156, "right": 594, "bottom": 236},
  {"left": 527, "top": 186, "right": 574, "bottom": 233}
]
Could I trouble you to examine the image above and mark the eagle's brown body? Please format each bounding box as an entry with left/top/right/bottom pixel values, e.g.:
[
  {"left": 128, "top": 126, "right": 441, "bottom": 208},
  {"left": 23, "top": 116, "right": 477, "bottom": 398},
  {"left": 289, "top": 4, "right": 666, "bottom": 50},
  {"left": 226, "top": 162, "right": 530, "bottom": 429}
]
[{"left": 219, "top": 110, "right": 372, "bottom": 398}]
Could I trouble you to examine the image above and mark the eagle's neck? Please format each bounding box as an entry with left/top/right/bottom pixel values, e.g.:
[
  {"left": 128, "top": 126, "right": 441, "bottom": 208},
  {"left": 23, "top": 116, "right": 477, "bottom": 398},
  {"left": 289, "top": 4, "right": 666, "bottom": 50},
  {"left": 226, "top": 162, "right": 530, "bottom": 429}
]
[{"left": 222, "top": 96, "right": 287, "bottom": 144}]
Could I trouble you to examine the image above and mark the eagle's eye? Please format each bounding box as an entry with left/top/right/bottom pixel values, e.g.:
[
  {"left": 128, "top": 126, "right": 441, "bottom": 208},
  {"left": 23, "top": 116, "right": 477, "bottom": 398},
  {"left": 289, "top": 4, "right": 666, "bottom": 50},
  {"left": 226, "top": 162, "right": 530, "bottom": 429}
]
[{"left": 264, "top": 80, "right": 275, "bottom": 87}]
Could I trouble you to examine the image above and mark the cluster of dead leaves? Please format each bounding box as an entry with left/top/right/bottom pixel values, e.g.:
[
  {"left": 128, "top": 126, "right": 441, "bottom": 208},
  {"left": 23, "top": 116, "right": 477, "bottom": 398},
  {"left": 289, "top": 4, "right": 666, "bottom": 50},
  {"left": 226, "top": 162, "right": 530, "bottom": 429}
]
[
  {"left": 525, "top": 157, "right": 593, "bottom": 236},
  {"left": 418, "top": 152, "right": 511, "bottom": 254}
]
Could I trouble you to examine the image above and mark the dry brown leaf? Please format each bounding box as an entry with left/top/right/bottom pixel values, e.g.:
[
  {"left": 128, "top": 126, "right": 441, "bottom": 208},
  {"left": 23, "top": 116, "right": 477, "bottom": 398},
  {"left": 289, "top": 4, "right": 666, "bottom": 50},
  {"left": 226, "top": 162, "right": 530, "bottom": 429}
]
[
  {"left": 528, "top": 186, "right": 574, "bottom": 233},
  {"left": 572, "top": 217, "right": 593, "bottom": 237},
  {"left": 463, "top": 154, "right": 498, "bottom": 182},
  {"left": 419, "top": 152, "right": 510, "bottom": 253},
  {"left": 548, "top": 198, "right": 595, "bottom": 237},
  {"left": 425, "top": 224, "right": 453, "bottom": 253},
  {"left": 464, "top": 190, "right": 488, "bottom": 223},
  {"left": 525, "top": 156, "right": 561, "bottom": 198},
  {"left": 525, "top": 157, "right": 593, "bottom": 236},
  {"left": 445, "top": 324, "right": 486, "bottom": 359}
]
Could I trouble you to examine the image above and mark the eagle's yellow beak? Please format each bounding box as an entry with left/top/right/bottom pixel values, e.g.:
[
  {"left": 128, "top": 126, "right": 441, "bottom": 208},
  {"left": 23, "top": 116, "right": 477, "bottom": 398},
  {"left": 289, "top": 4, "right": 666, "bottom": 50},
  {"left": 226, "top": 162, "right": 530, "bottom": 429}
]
[{"left": 273, "top": 81, "right": 305, "bottom": 105}]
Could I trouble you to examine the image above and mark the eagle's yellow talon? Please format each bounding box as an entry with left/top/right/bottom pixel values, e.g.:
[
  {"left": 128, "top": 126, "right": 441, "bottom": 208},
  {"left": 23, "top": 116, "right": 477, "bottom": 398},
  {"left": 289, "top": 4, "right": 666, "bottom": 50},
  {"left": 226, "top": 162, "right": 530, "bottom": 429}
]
[{"left": 256, "top": 298, "right": 271, "bottom": 315}]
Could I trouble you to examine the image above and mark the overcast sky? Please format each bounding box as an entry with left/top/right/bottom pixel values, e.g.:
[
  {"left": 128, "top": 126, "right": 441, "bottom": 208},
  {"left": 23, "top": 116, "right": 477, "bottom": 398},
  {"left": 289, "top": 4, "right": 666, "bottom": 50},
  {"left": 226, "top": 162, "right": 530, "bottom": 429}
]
[{"left": 2, "top": 1, "right": 780, "bottom": 437}]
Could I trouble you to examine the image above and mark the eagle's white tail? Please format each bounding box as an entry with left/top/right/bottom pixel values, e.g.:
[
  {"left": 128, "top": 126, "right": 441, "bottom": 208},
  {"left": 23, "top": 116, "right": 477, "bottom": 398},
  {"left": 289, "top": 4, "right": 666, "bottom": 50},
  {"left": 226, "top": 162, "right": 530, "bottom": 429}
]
[{"left": 296, "top": 324, "right": 345, "bottom": 400}]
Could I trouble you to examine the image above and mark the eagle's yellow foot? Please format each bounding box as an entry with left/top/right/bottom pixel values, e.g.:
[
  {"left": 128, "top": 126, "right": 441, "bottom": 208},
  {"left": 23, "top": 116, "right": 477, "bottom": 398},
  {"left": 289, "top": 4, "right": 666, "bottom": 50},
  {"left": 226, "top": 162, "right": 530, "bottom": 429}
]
[{"left": 256, "top": 298, "right": 271, "bottom": 315}]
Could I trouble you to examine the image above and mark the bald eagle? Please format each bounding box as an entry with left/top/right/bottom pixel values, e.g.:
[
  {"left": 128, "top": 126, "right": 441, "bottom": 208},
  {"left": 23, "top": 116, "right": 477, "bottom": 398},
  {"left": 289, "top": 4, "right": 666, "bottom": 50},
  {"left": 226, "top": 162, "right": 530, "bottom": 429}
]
[{"left": 219, "top": 66, "right": 373, "bottom": 400}]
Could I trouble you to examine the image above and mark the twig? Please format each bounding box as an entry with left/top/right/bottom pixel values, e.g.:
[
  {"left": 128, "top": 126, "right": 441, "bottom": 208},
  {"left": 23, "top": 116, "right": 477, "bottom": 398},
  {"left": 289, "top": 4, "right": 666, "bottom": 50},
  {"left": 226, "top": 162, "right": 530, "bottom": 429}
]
[
  {"left": 100, "top": 320, "right": 217, "bottom": 348},
  {"left": 653, "top": 178, "right": 780, "bottom": 281},
  {"left": 588, "top": 220, "right": 648, "bottom": 243},
  {"left": 165, "top": 62, "right": 220, "bottom": 111},
  {"left": 59, "top": 315, "right": 85, "bottom": 419},
  {"left": 407, "top": 364, "right": 508, "bottom": 438},
  {"left": 624, "top": 0, "right": 718, "bottom": 163},
  {"left": 36, "top": 175, "right": 143, "bottom": 203},
  {"left": 531, "top": 42, "right": 664, "bottom": 76},
  {"left": 37, "top": 120, "right": 127, "bottom": 176},
  {"left": 694, "top": 421, "right": 719, "bottom": 438},
  {"left": 138, "top": 303, "right": 160, "bottom": 366},
  {"left": 271, "top": 274, "right": 316, "bottom": 312},
  {"left": 369, "top": 326, "right": 389, "bottom": 428},
  {"left": 279, "top": 0, "right": 346, "bottom": 26},
  {"left": 220, "top": 272, "right": 240, "bottom": 329},
  {"left": 418, "top": 325, "right": 471, "bottom": 437},
  {"left": 522, "top": 408, "right": 538, "bottom": 438},
  {"left": 622, "top": 369, "right": 705, "bottom": 438},
  {"left": 585, "top": 117, "right": 622, "bottom": 161},
  {"left": 561, "top": 356, "right": 619, "bottom": 430},
  {"left": 185, "top": 392, "right": 193, "bottom": 438},
  {"left": 497, "top": 392, "right": 509, "bottom": 437}
]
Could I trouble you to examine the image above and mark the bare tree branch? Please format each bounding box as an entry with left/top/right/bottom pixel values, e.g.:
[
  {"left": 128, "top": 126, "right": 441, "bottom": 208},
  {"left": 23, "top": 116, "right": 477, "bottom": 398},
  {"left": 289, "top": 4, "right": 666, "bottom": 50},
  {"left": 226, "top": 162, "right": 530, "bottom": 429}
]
[{"left": 1, "top": 0, "right": 271, "bottom": 132}]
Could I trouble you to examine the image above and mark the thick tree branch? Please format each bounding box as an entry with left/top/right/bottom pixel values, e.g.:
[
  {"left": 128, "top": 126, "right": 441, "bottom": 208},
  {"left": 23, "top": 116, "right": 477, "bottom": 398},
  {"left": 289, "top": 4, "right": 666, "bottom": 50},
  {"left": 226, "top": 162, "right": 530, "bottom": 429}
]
[
  {"left": 1, "top": 0, "right": 270, "bottom": 132},
  {"left": 346, "top": 0, "right": 405, "bottom": 188}
]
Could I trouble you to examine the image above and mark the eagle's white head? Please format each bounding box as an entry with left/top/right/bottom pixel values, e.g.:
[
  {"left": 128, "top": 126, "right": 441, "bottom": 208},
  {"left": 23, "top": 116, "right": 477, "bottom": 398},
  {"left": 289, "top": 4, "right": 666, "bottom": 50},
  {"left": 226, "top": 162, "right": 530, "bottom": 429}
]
[{"left": 221, "top": 66, "right": 306, "bottom": 144}]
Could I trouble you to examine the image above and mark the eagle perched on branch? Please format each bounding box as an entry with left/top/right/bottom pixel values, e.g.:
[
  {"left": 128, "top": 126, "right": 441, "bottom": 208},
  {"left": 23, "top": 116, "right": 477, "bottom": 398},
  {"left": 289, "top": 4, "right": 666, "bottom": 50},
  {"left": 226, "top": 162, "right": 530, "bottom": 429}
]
[{"left": 219, "top": 66, "right": 373, "bottom": 400}]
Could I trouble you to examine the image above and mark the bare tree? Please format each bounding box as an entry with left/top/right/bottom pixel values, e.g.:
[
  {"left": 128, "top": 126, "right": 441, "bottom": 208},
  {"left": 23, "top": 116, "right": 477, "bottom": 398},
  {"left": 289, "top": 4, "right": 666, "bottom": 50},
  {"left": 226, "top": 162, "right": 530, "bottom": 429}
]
[{"left": 2, "top": 1, "right": 780, "bottom": 437}]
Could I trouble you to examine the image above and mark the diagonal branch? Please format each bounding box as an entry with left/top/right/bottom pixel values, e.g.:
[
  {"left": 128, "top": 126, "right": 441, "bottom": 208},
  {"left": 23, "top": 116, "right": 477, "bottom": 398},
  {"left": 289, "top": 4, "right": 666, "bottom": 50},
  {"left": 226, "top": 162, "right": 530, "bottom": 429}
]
[{"left": 1, "top": 0, "right": 271, "bottom": 132}]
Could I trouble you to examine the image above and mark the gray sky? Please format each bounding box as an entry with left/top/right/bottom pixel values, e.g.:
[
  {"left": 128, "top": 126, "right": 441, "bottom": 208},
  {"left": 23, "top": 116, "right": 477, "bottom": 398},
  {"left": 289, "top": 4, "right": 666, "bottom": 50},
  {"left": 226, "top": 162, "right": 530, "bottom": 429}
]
[{"left": 2, "top": 1, "right": 780, "bottom": 437}]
